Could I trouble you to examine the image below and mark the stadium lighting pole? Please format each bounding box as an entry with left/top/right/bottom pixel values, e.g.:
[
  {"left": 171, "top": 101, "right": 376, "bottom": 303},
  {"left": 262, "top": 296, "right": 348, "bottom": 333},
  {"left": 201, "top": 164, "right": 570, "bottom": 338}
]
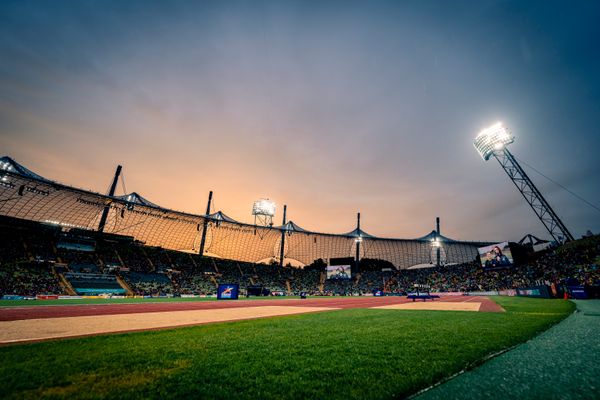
[
  {"left": 435, "top": 217, "right": 441, "bottom": 267},
  {"left": 199, "top": 191, "right": 213, "bottom": 256},
  {"left": 473, "top": 122, "right": 574, "bottom": 243},
  {"left": 279, "top": 205, "right": 287, "bottom": 268},
  {"left": 98, "top": 165, "right": 122, "bottom": 232}
]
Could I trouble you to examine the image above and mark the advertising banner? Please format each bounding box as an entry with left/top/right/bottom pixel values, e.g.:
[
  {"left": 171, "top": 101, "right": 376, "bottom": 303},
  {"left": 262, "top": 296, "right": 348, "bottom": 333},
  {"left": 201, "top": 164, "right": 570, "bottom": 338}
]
[
  {"left": 36, "top": 295, "right": 59, "bottom": 300},
  {"left": 567, "top": 286, "right": 587, "bottom": 299},
  {"left": 1, "top": 295, "right": 25, "bottom": 300},
  {"left": 516, "top": 285, "right": 552, "bottom": 298}
]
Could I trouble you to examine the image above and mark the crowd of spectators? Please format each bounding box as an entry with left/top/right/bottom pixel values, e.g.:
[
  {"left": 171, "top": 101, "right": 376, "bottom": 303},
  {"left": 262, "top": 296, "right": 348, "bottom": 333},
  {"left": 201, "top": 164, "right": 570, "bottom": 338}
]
[
  {"left": 64, "top": 272, "right": 125, "bottom": 295},
  {"left": 0, "top": 264, "right": 62, "bottom": 296},
  {"left": 122, "top": 272, "right": 174, "bottom": 296},
  {"left": 0, "top": 217, "right": 598, "bottom": 298},
  {"left": 288, "top": 269, "right": 321, "bottom": 295}
]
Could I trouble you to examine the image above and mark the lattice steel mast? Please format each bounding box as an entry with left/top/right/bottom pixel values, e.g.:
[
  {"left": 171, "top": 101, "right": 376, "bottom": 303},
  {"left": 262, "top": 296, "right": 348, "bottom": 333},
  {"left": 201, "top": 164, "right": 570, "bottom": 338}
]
[{"left": 474, "top": 123, "right": 574, "bottom": 242}]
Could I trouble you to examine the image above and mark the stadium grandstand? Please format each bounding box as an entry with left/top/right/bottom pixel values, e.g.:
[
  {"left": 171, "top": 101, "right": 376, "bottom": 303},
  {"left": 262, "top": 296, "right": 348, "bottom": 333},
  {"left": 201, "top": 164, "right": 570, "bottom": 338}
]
[
  {"left": 0, "top": 156, "right": 598, "bottom": 299},
  {"left": 1, "top": 211, "right": 599, "bottom": 298},
  {"left": 0, "top": 156, "right": 490, "bottom": 269}
]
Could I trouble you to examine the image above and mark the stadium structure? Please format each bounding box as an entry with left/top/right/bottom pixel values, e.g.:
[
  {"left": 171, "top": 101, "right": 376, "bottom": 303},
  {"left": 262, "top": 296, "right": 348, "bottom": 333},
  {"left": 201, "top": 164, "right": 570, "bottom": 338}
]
[
  {"left": 473, "top": 122, "right": 574, "bottom": 243},
  {"left": 0, "top": 156, "right": 492, "bottom": 269}
]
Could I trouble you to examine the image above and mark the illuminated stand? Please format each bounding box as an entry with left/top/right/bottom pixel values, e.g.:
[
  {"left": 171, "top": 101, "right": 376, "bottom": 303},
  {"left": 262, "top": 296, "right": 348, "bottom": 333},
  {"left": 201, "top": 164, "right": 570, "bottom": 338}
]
[{"left": 473, "top": 123, "right": 574, "bottom": 243}]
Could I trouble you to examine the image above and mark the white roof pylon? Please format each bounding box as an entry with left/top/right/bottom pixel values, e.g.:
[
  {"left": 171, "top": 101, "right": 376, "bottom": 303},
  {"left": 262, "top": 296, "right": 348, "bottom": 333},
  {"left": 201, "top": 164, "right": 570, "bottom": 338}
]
[
  {"left": 0, "top": 156, "right": 50, "bottom": 182},
  {"left": 276, "top": 220, "right": 308, "bottom": 233},
  {"left": 207, "top": 211, "right": 239, "bottom": 224},
  {"left": 115, "top": 192, "right": 160, "bottom": 208},
  {"left": 343, "top": 227, "right": 376, "bottom": 239}
]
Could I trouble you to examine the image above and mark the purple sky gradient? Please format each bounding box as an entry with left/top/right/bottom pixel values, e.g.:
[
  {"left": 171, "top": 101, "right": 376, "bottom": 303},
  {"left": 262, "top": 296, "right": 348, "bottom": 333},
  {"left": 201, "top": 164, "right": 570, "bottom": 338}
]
[{"left": 1, "top": 0, "right": 599, "bottom": 241}]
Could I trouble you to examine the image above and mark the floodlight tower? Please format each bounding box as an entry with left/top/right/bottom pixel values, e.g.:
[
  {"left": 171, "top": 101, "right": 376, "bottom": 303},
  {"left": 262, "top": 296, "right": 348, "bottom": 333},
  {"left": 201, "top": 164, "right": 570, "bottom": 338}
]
[
  {"left": 252, "top": 198, "right": 276, "bottom": 227},
  {"left": 473, "top": 122, "right": 574, "bottom": 243}
]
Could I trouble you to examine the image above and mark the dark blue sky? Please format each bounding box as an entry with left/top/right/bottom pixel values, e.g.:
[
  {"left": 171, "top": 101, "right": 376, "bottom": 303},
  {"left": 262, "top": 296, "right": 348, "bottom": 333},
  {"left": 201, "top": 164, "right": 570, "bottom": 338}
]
[{"left": 1, "top": 0, "right": 599, "bottom": 241}]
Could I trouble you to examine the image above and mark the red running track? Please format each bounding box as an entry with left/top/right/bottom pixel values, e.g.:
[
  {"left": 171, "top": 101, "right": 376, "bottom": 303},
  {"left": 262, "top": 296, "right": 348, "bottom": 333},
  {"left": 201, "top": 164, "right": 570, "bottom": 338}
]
[{"left": 0, "top": 296, "right": 503, "bottom": 322}]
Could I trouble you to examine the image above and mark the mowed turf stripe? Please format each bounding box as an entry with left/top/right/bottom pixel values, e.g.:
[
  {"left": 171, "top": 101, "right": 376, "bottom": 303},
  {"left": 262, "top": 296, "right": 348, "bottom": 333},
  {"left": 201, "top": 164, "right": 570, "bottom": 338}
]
[
  {"left": 372, "top": 302, "right": 482, "bottom": 311},
  {"left": 0, "top": 306, "right": 338, "bottom": 344}
]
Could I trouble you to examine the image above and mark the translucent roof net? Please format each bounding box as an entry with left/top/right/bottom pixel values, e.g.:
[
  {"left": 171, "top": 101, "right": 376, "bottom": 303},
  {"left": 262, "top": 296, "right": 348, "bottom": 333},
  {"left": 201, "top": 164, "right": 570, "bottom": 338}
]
[{"left": 0, "top": 159, "right": 492, "bottom": 268}]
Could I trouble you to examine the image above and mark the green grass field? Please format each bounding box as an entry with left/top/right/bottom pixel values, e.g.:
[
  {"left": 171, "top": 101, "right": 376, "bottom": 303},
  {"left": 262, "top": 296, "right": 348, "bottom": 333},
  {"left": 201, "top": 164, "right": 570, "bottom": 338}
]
[{"left": 0, "top": 297, "right": 574, "bottom": 400}]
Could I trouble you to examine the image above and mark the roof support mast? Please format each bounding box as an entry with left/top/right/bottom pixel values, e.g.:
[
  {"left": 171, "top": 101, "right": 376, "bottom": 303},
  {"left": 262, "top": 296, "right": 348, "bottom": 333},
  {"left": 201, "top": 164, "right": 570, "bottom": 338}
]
[
  {"left": 279, "top": 204, "right": 287, "bottom": 268},
  {"left": 436, "top": 217, "right": 441, "bottom": 267},
  {"left": 97, "top": 165, "right": 122, "bottom": 232},
  {"left": 199, "top": 191, "right": 213, "bottom": 256},
  {"left": 355, "top": 212, "right": 361, "bottom": 273}
]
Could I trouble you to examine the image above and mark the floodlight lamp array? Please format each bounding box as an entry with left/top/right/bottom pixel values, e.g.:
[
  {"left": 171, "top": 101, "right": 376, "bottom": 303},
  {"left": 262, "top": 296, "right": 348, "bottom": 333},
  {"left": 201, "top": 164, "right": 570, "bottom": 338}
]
[
  {"left": 473, "top": 122, "right": 514, "bottom": 160},
  {"left": 0, "top": 161, "right": 14, "bottom": 172},
  {"left": 252, "top": 199, "right": 276, "bottom": 217}
]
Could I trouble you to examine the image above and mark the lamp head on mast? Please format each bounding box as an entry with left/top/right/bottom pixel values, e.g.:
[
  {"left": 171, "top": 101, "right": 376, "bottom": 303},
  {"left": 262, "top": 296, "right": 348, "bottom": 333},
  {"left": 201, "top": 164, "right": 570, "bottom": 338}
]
[{"left": 473, "top": 122, "right": 514, "bottom": 161}]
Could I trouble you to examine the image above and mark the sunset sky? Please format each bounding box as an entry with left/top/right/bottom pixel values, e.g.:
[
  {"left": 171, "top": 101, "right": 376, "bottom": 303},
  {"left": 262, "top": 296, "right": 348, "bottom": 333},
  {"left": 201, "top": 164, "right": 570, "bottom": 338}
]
[{"left": 1, "top": 0, "right": 599, "bottom": 241}]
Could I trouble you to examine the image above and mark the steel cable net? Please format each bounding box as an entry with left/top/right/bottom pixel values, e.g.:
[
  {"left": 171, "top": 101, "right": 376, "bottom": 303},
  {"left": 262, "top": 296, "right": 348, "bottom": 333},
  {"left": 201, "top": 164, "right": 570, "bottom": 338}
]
[
  {"left": 0, "top": 171, "right": 486, "bottom": 268},
  {"left": 204, "top": 221, "right": 280, "bottom": 262}
]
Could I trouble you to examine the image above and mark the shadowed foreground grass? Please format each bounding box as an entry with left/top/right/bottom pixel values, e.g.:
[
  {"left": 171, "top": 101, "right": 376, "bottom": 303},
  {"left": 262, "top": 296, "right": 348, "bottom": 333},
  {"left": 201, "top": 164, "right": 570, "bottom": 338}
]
[{"left": 0, "top": 297, "right": 574, "bottom": 400}]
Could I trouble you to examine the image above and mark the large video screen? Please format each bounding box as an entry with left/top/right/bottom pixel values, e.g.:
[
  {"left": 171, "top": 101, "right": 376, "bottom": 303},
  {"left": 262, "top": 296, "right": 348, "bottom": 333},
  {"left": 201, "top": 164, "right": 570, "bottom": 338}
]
[
  {"left": 478, "top": 241, "right": 514, "bottom": 268},
  {"left": 326, "top": 265, "right": 351, "bottom": 280},
  {"left": 217, "top": 283, "right": 239, "bottom": 300}
]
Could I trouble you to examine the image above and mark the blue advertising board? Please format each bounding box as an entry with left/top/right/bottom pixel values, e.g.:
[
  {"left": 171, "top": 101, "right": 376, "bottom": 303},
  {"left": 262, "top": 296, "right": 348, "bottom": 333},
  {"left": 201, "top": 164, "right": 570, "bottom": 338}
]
[
  {"left": 567, "top": 286, "right": 588, "bottom": 299},
  {"left": 217, "top": 283, "right": 239, "bottom": 300},
  {"left": 516, "top": 285, "right": 552, "bottom": 298},
  {"left": 1, "top": 295, "right": 25, "bottom": 300}
]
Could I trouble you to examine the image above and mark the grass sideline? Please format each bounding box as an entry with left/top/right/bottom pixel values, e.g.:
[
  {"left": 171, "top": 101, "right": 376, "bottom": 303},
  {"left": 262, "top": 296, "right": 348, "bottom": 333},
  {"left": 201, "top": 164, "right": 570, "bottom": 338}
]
[{"left": 0, "top": 297, "right": 574, "bottom": 400}]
